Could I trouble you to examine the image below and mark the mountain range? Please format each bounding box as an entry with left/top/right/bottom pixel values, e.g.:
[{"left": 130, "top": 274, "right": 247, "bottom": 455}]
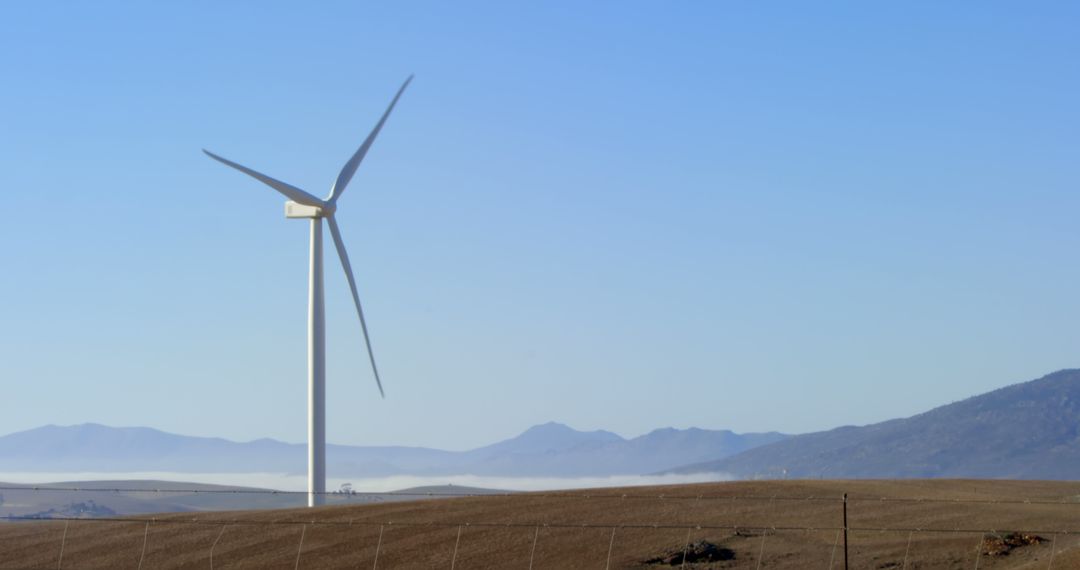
[
  {"left": 674, "top": 369, "right": 1080, "bottom": 479},
  {"left": 0, "top": 421, "right": 785, "bottom": 478},
  {"left": 5, "top": 369, "right": 1079, "bottom": 481}
]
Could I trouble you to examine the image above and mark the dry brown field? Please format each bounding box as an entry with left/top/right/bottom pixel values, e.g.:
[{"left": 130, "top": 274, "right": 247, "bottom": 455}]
[{"left": 2, "top": 479, "right": 1079, "bottom": 569}]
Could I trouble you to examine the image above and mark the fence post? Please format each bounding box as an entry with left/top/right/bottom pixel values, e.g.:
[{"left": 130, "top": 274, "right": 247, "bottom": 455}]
[
  {"left": 209, "top": 525, "right": 227, "bottom": 570},
  {"left": 842, "top": 493, "right": 849, "bottom": 570},
  {"left": 755, "top": 528, "right": 768, "bottom": 570},
  {"left": 901, "top": 531, "right": 913, "bottom": 570},
  {"left": 680, "top": 526, "right": 692, "bottom": 568},
  {"left": 372, "top": 524, "right": 385, "bottom": 570},
  {"left": 527, "top": 526, "right": 540, "bottom": 570},
  {"left": 56, "top": 520, "right": 69, "bottom": 570},
  {"left": 136, "top": 521, "right": 151, "bottom": 570},
  {"left": 604, "top": 527, "right": 616, "bottom": 570},
  {"left": 294, "top": 524, "right": 307, "bottom": 570},
  {"left": 828, "top": 528, "right": 841, "bottom": 570},
  {"left": 450, "top": 525, "right": 463, "bottom": 570},
  {"left": 973, "top": 533, "right": 983, "bottom": 570}
]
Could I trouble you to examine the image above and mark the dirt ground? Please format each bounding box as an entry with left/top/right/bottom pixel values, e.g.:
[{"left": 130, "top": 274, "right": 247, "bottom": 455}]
[{"left": 2, "top": 479, "right": 1079, "bottom": 569}]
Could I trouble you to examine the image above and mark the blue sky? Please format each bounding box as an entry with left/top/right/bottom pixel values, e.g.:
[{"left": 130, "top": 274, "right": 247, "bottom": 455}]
[{"left": 1, "top": 2, "right": 1077, "bottom": 450}]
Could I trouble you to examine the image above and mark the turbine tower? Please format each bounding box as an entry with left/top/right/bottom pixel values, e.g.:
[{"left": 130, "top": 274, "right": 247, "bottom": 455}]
[{"left": 204, "top": 76, "right": 412, "bottom": 507}]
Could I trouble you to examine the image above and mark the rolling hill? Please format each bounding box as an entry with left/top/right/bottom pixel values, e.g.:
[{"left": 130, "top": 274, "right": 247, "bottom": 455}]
[{"left": 0, "top": 480, "right": 507, "bottom": 517}]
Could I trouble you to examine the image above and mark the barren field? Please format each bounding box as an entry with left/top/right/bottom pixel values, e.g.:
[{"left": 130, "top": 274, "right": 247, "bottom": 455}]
[{"left": 2, "top": 479, "right": 1079, "bottom": 569}]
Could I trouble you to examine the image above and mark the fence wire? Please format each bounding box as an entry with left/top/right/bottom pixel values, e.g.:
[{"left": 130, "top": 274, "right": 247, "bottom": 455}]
[
  {"left": 2, "top": 484, "right": 1078, "bottom": 505},
  {"left": 4, "top": 515, "right": 1080, "bottom": 536}
]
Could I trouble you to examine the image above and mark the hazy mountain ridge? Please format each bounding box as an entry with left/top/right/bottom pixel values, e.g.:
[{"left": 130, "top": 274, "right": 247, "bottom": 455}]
[
  {"left": 0, "top": 421, "right": 785, "bottom": 478},
  {"left": 7, "top": 369, "right": 1079, "bottom": 482},
  {"left": 673, "top": 369, "right": 1080, "bottom": 479}
]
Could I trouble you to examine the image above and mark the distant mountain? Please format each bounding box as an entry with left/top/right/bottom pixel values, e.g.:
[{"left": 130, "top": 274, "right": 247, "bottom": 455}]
[
  {"left": 468, "top": 422, "right": 623, "bottom": 456},
  {"left": 455, "top": 423, "right": 787, "bottom": 477},
  {"left": 0, "top": 422, "right": 785, "bottom": 478},
  {"left": 0, "top": 423, "right": 303, "bottom": 472},
  {"left": 672, "top": 369, "right": 1080, "bottom": 479}
]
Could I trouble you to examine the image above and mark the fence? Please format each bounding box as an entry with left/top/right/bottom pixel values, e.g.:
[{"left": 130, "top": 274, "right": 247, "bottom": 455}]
[{"left": 1, "top": 485, "right": 1078, "bottom": 568}]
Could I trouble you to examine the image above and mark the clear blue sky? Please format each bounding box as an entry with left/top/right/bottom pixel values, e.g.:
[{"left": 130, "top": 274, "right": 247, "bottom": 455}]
[{"left": 1, "top": 2, "right": 1076, "bottom": 450}]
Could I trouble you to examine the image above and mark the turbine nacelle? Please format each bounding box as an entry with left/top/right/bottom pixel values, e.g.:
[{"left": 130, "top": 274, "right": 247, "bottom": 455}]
[{"left": 285, "top": 200, "right": 334, "bottom": 219}]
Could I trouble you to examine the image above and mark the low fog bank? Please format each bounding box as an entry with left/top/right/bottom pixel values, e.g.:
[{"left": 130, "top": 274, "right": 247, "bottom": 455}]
[{"left": 0, "top": 471, "right": 735, "bottom": 492}]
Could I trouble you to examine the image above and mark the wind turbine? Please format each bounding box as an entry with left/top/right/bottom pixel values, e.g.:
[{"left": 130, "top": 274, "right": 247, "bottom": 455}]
[{"left": 203, "top": 76, "right": 412, "bottom": 507}]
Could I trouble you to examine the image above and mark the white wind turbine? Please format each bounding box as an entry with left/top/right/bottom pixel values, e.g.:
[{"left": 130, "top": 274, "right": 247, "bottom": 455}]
[{"left": 204, "top": 76, "right": 412, "bottom": 507}]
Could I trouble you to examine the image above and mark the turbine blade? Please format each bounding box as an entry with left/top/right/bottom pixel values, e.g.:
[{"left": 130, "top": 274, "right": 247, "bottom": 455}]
[
  {"left": 203, "top": 149, "right": 325, "bottom": 207},
  {"left": 328, "top": 75, "right": 414, "bottom": 203},
  {"left": 326, "top": 215, "right": 385, "bottom": 398}
]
